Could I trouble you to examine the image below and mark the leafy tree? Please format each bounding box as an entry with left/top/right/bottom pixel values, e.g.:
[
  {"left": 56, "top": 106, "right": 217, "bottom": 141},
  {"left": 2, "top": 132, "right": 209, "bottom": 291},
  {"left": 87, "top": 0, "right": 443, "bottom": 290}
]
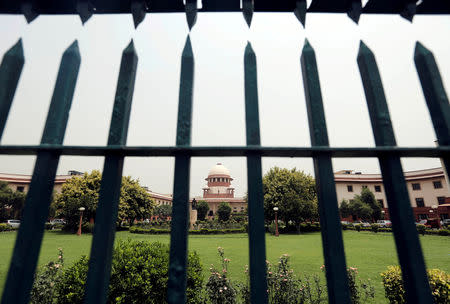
[
  {"left": 0, "top": 181, "right": 26, "bottom": 221},
  {"left": 154, "top": 204, "right": 172, "bottom": 220},
  {"left": 348, "top": 198, "right": 373, "bottom": 221},
  {"left": 217, "top": 202, "right": 231, "bottom": 221},
  {"left": 55, "top": 170, "right": 155, "bottom": 231},
  {"left": 360, "top": 187, "right": 382, "bottom": 221},
  {"left": 196, "top": 200, "right": 210, "bottom": 221},
  {"left": 339, "top": 199, "right": 351, "bottom": 218},
  {"left": 262, "top": 167, "right": 318, "bottom": 228},
  {"left": 344, "top": 188, "right": 381, "bottom": 222}
]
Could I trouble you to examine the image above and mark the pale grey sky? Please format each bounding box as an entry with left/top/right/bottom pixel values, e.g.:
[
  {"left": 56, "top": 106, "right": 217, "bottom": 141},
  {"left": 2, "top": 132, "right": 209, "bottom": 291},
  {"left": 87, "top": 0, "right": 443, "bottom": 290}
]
[{"left": 0, "top": 12, "right": 449, "bottom": 197}]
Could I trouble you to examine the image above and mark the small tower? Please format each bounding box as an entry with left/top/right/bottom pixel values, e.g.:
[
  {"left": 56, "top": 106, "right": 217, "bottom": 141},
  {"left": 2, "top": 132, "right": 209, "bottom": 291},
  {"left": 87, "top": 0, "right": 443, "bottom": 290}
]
[{"left": 202, "top": 163, "right": 235, "bottom": 198}]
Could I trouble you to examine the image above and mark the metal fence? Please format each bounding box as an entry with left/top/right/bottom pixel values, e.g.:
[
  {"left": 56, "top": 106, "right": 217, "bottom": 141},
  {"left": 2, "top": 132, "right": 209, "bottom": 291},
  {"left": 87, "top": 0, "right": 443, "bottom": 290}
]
[{"left": 0, "top": 1, "right": 449, "bottom": 304}]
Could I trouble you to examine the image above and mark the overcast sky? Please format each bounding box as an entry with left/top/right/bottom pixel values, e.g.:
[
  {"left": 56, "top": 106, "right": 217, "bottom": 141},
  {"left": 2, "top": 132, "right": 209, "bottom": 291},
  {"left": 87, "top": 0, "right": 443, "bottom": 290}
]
[{"left": 0, "top": 11, "right": 449, "bottom": 197}]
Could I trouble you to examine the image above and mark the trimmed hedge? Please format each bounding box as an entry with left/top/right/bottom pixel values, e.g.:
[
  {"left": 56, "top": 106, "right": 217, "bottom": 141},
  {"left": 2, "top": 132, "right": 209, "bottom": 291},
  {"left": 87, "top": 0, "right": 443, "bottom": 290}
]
[
  {"left": 0, "top": 223, "right": 17, "bottom": 232},
  {"left": 129, "top": 226, "right": 246, "bottom": 235}
]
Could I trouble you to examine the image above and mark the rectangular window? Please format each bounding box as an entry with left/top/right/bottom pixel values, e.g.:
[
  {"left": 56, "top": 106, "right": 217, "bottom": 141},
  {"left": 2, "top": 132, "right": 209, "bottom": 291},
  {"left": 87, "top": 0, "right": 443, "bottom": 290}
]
[
  {"left": 433, "top": 181, "right": 443, "bottom": 189},
  {"left": 374, "top": 185, "right": 381, "bottom": 192},
  {"left": 347, "top": 185, "right": 353, "bottom": 192},
  {"left": 418, "top": 214, "right": 428, "bottom": 220},
  {"left": 17, "top": 186, "right": 24, "bottom": 192},
  {"left": 377, "top": 199, "right": 384, "bottom": 208},
  {"left": 412, "top": 183, "right": 421, "bottom": 190},
  {"left": 415, "top": 198, "right": 425, "bottom": 207},
  {"left": 437, "top": 196, "right": 445, "bottom": 205}
]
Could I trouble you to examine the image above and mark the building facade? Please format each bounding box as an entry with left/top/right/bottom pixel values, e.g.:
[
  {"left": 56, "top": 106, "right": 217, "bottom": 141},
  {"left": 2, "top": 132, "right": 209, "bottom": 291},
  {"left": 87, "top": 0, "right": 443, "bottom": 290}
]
[
  {"left": 335, "top": 167, "right": 450, "bottom": 221},
  {"left": 191, "top": 163, "right": 246, "bottom": 217},
  {"left": 0, "top": 170, "right": 82, "bottom": 193}
]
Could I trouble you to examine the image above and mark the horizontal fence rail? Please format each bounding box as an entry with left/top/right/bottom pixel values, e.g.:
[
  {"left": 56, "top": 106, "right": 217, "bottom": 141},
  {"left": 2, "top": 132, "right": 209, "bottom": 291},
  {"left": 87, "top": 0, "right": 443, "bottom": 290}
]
[
  {"left": 0, "top": 145, "right": 448, "bottom": 157},
  {"left": 0, "top": 0, "right": 449, "bottom": 27},
  {"left": 1, "top": 4, "right": 449, "bottom": 304}
]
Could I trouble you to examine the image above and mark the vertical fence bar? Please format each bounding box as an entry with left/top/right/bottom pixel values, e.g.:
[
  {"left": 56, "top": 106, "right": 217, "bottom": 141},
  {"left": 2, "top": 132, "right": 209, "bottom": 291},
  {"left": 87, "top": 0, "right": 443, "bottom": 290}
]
[
  {"left": 244, "top": 42, "right": 268, "bottom": 304},
  {"left": 357, "top": 41, "right": 433, "bottom": 304},
  {"left": 167, "top": 35, "right": 194, "bottom": 304},
  {"left": 84, "top": 40, "right": 138, "bottom": 304},
  {"left": 300, "top": 40, "right": 351, "bottom": 304},
  {"left": 414, "top": 42, "right": 450, "bottom": 176},
  {"left": 1, "top": 41, "right": 80, "bottom": 304},
  {"left": 0, "top": 39, "right": 24, "bottom": 140}
]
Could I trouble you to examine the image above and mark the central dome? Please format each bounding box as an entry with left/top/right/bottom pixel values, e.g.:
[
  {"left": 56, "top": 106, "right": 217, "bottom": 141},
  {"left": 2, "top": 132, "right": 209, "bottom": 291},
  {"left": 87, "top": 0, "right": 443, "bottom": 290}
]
[{"left": 208, "top": 163, "right": 231, "bottom": 177}]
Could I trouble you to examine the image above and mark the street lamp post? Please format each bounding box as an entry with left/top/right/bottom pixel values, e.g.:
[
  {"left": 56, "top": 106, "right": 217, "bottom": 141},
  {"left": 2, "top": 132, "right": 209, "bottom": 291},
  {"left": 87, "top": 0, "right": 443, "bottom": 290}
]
[
  {"left": 273, "top": 207, "right": 279, "bottom": 237},
  {"left": 432, "top": 205, "right": 441, "bottom": 229},
  {"left": 77, "top": 207, "right": 85, "bottom": 236}
]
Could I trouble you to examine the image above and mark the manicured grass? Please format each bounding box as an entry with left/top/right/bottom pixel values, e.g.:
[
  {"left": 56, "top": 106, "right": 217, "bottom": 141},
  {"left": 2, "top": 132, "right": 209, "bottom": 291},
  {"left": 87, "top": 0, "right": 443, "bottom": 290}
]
[{"left": 0, "top": 231, "right": 448, "bottom": 303}]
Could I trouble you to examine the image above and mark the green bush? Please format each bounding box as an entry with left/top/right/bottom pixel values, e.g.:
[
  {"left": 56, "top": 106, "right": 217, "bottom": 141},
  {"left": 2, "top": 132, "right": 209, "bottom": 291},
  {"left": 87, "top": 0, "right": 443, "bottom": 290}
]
[
  {"left": 129, "top": 226, "right": 246, "bottom": 235},
  {"left": 379, "top": 228, "right": 392, "bottom": 233},
  {"left": 371, "top": 224, "right": 379, "bottom": 233},
  {"left": 299, "top": 222, "right": 321, "bottom": 233},
  {"left": 81, "top": 222, "right": 94, "bottom": 233},
  {"left": 0, "top": 223, "right": 15, "bottom": 232},
  {"left": 31, "top": 248, "right": 64, "bottom": 304},
  {"left": 381, "top": 266, "right": 450, "bottom": 304},
  {"left": 57, "top": 240, "right": 203, "bottom": 304},
  {"left": 438, "top": 229, "right": 450, "bottom": 236},
  {"left": 416, "top": 224, "right": 426, "bottom": 236}
]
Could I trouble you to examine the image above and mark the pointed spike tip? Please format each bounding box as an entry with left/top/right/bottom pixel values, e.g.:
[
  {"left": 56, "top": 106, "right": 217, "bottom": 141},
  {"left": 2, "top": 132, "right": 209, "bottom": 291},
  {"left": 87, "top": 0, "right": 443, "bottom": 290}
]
[
  {"left": 131, "top": 0, "right": 146, "bottom": 29},
  {"left": 64, "top": 40, "right": 81, "bottom": 61},
  {"left": 245, "top": 41, "right": 254, "bottom": 56},
  {"left": 294, "top": 0, "right": 306, "bottom": 27},
  {"left": 242, "top": 0, "right": 253, "bottom": 27},
  {"left": 400, "top": 3, "right": 416, "bottom": 23},
  {"left": 185, "top": 0, "right": 197, "bottom": 30},
  {"left": 414, "top": 41, "right": 431, "bottom": 59},
  {"left": 302, "top": 38, "right": 313, "bottom": 53},
  {"left": 357, "top": 40, "right": 373, "bottom": 58},
  {"left": 347, "top": 1, "right": 362, "bottom": 24},
  {"left": 124, "top": 40, "right": 136, "bottom": 54},
  {"left": 77, "top": 1, "right": 94, "bottom": 25},
  {"left": 6, "top": 38, "right": 24, "bottom": 59},
  {"left": 182, "top": 35, "right": 193, "bottom": 58}
]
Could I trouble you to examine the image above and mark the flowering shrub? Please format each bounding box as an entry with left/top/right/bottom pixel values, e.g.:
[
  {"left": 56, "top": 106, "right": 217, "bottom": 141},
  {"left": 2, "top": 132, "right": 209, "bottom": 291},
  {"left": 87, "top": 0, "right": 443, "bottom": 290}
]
[
  {"left": 321, "top": 265, "right": 374, "bottom": 304},
  {"left": 381, "top": 265, "right": 450, "bottom": 304},
  {"left": 266, "top": 254, "right": 304, "bottom": 304},
  {"left": 205, "top": 247, "right": 237, "bottom": 304},
  {"left": 240, "top": 254, "right": 325, "bottom": 304},
  {"left": 30, "top": 248, "right": 64, "bottom": 304}
]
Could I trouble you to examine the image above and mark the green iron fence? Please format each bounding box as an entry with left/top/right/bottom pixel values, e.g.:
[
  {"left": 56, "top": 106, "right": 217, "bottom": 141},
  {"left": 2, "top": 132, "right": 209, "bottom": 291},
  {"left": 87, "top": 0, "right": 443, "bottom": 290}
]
[{"left": 0, "top": 1, "right": 449, "bottom": 304}]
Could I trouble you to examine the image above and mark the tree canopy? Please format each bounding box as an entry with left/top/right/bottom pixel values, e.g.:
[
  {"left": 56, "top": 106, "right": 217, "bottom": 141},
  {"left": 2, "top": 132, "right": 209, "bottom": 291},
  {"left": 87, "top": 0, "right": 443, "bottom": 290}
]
[
  {"left": 55, "top": 170, "right": 155, "bottom": 231},
  {"left": 339, "top": 188, "right": 382, "bottom": 221},
  {"left": 0, "top": 181, "right": 26, "bottom": 221},
  {"left": 262, "top": 167, "right": 318, "bottom": 226},
  {"left": 196, "top": 200, "right": 209, "bottom": 221},
  {"left": 217, "top": 202, "right": 231, "bottom": 221},
  {"left": 154, "top": 204, "right": 172, "bottom": 220}
]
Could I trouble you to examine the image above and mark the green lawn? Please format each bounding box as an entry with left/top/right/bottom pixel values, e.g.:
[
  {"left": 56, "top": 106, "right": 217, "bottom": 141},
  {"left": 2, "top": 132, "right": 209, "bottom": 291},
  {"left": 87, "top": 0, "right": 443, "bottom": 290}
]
[{"left": 0, "top": 231, "right": 448, "bottom": 303}]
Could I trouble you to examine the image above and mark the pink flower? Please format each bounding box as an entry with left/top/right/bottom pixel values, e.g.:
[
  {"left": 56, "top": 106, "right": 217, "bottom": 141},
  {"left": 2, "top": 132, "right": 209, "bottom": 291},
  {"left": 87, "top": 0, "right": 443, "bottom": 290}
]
[
  {"left": 224, "top": 287, "right": 227, "bottom": 290},
  {"left": 219, "top": 289, "right": 223, "bottom": 293},
  {"left": 283, "top": 279, "right": 288, "bottom": 282}
]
